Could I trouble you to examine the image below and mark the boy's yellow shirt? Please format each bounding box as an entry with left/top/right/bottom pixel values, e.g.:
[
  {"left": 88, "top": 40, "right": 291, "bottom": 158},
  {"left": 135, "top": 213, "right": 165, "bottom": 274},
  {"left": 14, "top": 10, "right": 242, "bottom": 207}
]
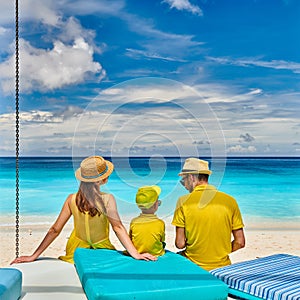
[{"left": 129, "top": 213, "right": 165, "bottom": 256}]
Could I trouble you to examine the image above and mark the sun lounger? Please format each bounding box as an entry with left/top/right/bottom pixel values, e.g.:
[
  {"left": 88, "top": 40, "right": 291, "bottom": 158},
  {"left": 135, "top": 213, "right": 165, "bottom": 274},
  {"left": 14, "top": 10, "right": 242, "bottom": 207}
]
[
  {"left": 74, "top": 248, "right": 228, "bottom": 300},
  {"left": 10, "top": 258, "right": 87, "bottom": 299},
  {"left": 210, "top": 254, "right": 300, "bottom": 300},
  {"left": 0, "top": 268, "right": 22, "bottom": 300}
]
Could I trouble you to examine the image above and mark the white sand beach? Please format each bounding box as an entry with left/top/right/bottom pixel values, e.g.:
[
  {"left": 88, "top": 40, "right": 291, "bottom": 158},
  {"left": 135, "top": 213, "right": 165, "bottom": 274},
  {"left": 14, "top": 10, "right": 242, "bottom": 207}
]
[
  {"left": 1, "top": 217, "right": 299, "bottom": 267},
  {"left": 1, "top": 217, "right": 299, "bottom": 300}
]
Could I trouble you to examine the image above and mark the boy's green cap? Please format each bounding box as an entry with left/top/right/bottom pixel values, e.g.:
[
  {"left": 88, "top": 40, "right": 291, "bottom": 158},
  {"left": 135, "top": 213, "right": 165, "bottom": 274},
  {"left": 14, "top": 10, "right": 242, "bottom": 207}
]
[{"left": 135, "top": 185, "right": 161, "bottom": 209}]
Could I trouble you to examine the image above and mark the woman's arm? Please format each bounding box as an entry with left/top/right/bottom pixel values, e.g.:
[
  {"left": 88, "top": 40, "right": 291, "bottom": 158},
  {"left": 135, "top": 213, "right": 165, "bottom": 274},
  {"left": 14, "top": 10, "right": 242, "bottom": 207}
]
[
  {"left": 11, "top": 194, "right": 73, "bottom": 264},
  {"left": 106, "top": 194, "right": 156, "bottom": 261}
]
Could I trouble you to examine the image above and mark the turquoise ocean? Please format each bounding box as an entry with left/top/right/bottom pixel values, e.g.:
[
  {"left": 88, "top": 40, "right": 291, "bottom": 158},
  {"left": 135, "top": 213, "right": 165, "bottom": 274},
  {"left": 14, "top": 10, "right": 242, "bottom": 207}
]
[{"left": 1, "top": 157, "right": 300, "bottom": 228}]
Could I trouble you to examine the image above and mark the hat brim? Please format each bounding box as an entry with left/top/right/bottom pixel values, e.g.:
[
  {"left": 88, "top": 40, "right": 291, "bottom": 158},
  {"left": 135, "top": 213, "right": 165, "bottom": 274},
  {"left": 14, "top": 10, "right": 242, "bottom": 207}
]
[
  {"left": 137, "top": 201, "right": 157, "bottom": 209},
  {"left": 178, "top": 170, "right": 212, "bottom": 176},
  {"left": 75, "top": 160, "right": 114, "bottom": 182}
]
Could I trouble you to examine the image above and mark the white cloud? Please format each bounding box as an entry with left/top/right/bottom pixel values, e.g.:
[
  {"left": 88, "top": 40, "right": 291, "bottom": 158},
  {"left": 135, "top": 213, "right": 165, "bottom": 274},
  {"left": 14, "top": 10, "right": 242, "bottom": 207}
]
[
  {"left": 1, "top": 71, "right": 298, "bottom": 156},
  {"left": 0, "top": 2, "right": 106, "bottom": 94},
  {"left": 1, "top": 78, "right": 299, "bottom": 157},
  {"left": 227, "top": 145, "right": 257, "bottom": 153},
  {"left": 241, "top": 59, "right": 300, "bottom": 73},
  {"left": 22, "top": 0, "right": 61, "bottom": 26},
  {"left": 207, "top": 56, "right": 300, "bottom": 74},
  {"left": 0, "top": 109, "right": 82, "bottom": 156},
  {"left": 247, "top": 88, "right": 263, "bottom": 95},
  {"left": 163, "top": 0, "right": 203, "bottom": 16},
  {"left": 64, "top": 0, "right": 204, "bottom": 55},
  {"left": 0, "top": 27, "right": 7, "bottom": 35},
  {"left": 0, "top": 1, "right": 15, "bottom": 25},
  {"left": 1, "top": 0, "right": 204, "bottom": 89},
  {"left": 0, "top": 37, "right": 105, "bottom": 93},
  {"left": 61, "top": 0, "right": 125, "bottom": 17},
  {"left": 60, "top": 0, "right": 204, "bottom": 65},
  {"left": 0, "top": 0, "right": 60, "bottom": 27},
  {"left": 57, "top": 17, "right": 97, "bottom": 46},
  {"left": 119, "top": 9, "right": 204, "bottom": 62},
  {"left": 0, "top": 0, "right": 124, "bottom": 26},
  {"left": 100, "top": 83, "right": 197, "bottom": 102},
  {"left": 0, "top": 26, "right": 13, "bottom": 56},
  {"left": 0, "top": 92, "right": 225, "bottom": 157},
  {"left": 126, "top": 48, "right": 187, "bottom": 62},
  {"left": 239, "top": 133, "right": 255, "bottom": 143}
]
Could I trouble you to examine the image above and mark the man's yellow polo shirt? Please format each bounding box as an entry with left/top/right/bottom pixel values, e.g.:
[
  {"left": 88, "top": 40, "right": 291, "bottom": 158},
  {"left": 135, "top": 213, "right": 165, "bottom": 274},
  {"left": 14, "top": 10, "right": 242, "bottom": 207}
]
[
  {"left": 172, "top": 184, "right": 244, "bottom": 271},
  {"left": 129, "top": 213, "right": 165, "bottom": 256}
]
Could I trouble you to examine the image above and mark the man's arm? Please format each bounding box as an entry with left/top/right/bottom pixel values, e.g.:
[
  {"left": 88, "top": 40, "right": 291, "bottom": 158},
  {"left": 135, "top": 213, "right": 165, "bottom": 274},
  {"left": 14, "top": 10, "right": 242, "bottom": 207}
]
[
  {"left": 175, "top": 226, "right": 186, "bottom": 249},
  {"left": 231, "top": 228, "right": 245, "bottom": 252}
]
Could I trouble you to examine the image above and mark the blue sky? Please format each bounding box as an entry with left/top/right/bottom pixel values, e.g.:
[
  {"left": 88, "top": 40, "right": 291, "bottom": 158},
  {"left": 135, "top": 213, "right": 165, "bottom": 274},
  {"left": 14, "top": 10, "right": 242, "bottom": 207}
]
[{"left": 0, "top": 0, "right": 299, "bottom": 157}]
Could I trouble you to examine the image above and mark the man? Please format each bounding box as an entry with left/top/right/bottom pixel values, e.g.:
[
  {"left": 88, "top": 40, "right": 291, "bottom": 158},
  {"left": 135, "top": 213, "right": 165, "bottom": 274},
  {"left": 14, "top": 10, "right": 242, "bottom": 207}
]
[{"left": 172, "top": 157, "right": 245, "bottom": 271}]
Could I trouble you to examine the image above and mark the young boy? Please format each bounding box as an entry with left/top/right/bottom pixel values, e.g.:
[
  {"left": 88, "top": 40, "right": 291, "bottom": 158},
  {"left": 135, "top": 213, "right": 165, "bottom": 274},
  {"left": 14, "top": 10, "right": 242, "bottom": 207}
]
[{"left": 129, "top": 185, "right": 165, "bottom": 256}]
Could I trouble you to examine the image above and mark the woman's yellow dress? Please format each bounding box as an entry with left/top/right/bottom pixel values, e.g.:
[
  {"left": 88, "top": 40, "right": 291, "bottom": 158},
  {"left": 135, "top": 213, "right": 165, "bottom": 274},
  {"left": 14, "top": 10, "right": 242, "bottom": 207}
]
[{"left": 59, "top": 193, "right": 115, "bottom": 263}]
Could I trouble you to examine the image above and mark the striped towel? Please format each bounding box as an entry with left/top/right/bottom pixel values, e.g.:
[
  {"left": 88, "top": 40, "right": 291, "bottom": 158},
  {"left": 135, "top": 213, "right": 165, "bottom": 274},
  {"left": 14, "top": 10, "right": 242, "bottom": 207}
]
[{"left": 210, "top": 254, "right": 300, "bottom": 300}]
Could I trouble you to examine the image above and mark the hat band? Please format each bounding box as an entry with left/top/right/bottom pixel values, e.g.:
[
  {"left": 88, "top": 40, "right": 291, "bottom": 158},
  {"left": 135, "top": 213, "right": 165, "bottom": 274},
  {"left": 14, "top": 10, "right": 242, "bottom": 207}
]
[
  {"left": 82, "top": 166, "right": 108, "bottom": 179},
  {"left": 181, "top": 169, "right": 202, "bottom": 172}
]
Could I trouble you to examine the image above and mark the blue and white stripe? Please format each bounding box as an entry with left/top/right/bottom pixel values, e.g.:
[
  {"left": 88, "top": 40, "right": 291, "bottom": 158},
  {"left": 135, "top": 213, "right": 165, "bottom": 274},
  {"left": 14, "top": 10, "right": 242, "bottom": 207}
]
[{"left": 210, "top": 254, "right": 300, "bottom": 300}]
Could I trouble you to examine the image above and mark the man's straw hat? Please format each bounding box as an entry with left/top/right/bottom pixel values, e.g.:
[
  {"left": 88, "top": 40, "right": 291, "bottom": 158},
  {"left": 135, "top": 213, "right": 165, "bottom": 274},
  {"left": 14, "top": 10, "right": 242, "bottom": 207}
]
[
  {"left": 178, "top": 157, "right": 212, "bottom": 176},
  {"left": 75, "top": 156, "right": 114, "bottom": 182}
]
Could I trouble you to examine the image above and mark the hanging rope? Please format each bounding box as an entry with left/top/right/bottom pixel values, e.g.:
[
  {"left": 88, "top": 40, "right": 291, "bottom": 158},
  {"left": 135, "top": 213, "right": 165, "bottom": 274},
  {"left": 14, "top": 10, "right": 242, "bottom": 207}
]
[{"left": 15, "top": 0, "right": 20, "bottom": 258}]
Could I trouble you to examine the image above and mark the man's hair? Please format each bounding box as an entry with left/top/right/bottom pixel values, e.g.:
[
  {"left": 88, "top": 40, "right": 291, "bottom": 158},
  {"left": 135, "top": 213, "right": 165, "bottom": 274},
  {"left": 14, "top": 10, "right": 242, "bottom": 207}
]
[{"left": 193, "top": 173, "right": 209, "bottom": 182}]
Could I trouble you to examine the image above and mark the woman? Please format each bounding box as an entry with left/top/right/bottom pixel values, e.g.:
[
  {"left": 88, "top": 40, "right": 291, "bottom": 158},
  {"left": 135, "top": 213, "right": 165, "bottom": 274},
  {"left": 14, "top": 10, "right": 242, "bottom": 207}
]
[{"left": 11, "top": 156, "right": 156, "bottom": 264}]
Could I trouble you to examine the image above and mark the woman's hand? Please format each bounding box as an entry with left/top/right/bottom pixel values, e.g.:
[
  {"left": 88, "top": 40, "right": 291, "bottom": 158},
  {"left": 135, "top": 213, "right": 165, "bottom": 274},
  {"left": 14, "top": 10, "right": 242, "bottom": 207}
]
[
  {"left": 10, "top": 255, "right": 36, "bottom": 264},
  {"left": 134, "top": 253, "right": 157, "bottom": 261}
]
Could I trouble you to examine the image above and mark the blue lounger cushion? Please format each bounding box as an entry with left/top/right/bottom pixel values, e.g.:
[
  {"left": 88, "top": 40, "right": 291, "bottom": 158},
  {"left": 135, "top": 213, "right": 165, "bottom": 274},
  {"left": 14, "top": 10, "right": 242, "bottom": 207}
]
[
  {"left": 0, "top": 268, "right": 22, "bottom": 300},
  {"left": 210, "top": 254, "right": 300, "bottom": 300},
  {"left": 74, "top": 248, "right": 228, "bottom": 300}
]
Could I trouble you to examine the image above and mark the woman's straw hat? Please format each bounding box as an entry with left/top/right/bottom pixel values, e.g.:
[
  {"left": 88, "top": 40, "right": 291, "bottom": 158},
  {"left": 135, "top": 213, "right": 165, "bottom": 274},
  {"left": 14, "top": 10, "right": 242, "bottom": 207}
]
[
  {"left": 75, "top": 156, "right": 114, "bottom": 182},
  {"left": 178, "top": 157, "right": 212, "bottom": 176}
]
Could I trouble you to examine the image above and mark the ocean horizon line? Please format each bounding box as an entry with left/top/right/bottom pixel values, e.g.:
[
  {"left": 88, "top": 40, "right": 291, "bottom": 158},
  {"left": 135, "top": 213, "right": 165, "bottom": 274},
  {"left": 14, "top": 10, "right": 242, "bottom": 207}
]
[{"left": 1, "top": 156, "right": 300, "bottom": 159}]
